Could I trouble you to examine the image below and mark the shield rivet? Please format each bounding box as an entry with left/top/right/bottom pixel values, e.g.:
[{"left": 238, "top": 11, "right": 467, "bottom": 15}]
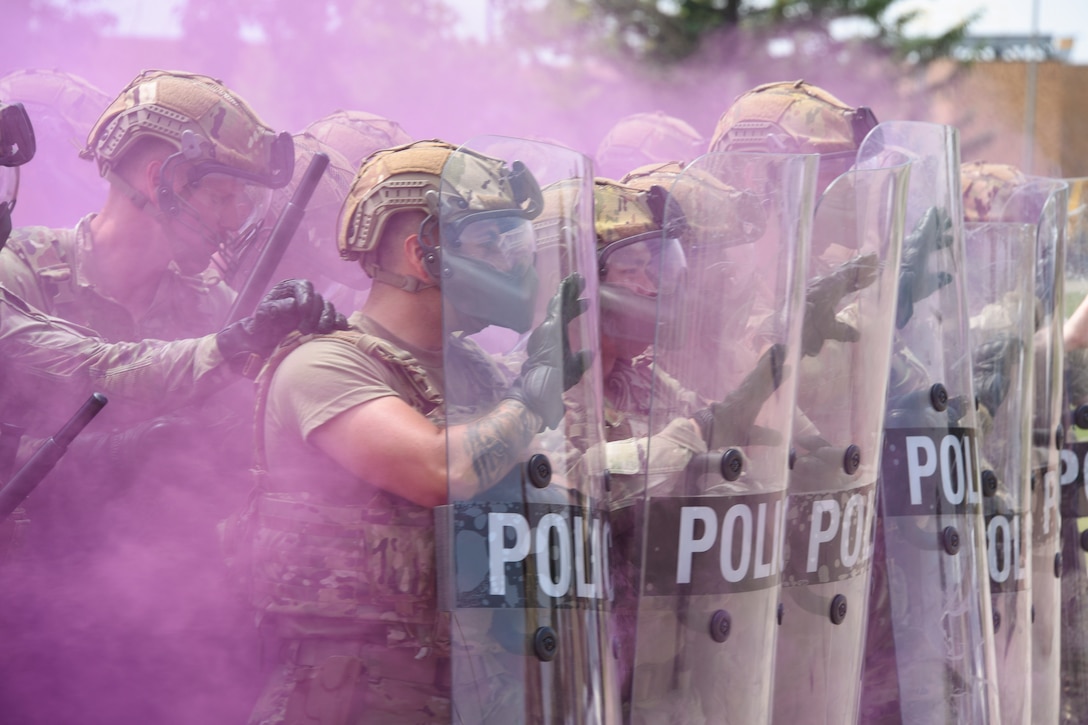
[
  {"left": 709, "top": 609, "right": 731, "bottom": 643},
  {"left": 527, "top": 454, "right": 552, "bottom": 489},
  {"left": 1076, "top": 404, "right": 1088, "bottom": 430},
  {"left": 830, "top": 594, "right": 848, "bottom": 625},
  {"left": 980, "top": 470, "right": 998, "bottom": 496},
  {"left": 941, "top": 526, "right": 960, "bottom": 555},
  {"left": 993, "top": 611, "right": 1001, "bottom": 633},
  {"left": 930, "top": 383, "right": 948, "bottom": 412},
  {"left": 843, "top": 445, "right": 861, "bottom": 476},
  {"left": 533, "top": 626, "right": 558, "bottom": 661},
  {"left": 720, "top": 449, "right": 743, "bottom": 482},
  {"left": 1055, "top": 552, "right": 1064, "bottom": 578}
]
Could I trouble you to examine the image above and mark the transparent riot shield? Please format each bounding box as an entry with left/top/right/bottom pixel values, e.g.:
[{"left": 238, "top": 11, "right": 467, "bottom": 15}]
[
  {"left": 1024, "top": 178, "right": 1069, "bottom": 725},
  {"left": 432, "top": 137, "right": 618, "bottom": 724},
  {"left": 963, "top": 220, "right": 1037, "bottom": 724},
  {"left": 769, "top": 139, "right": 910, "bottom": 725},
  {"left": 1061, "top": 176, "right": 1088, "bottom": 724},
  {"left": 857, "top": 122, "right": 1000, "bottom": 724},
  {"left": 617, "top": 151, "right": 816, "bottom": 725}
]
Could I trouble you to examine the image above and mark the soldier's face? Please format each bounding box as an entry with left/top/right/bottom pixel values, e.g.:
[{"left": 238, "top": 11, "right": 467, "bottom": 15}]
[{"left": 602, "top": 241, "right": 658, "bottom": 297}]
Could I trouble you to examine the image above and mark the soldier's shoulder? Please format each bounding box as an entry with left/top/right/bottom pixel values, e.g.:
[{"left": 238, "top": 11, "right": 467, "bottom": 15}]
[{"left": 2, "top": 225, "right": 75, "bottom": 275}]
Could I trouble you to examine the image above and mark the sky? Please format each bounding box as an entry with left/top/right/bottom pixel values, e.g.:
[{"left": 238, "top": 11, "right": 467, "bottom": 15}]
[{"left": 81, "top": 0, "right": 1088, "bottom": 65}]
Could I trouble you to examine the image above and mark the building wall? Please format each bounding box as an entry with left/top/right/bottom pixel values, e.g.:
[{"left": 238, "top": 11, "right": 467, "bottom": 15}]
[{"left": 928, "top": 59, "right": 1088, "bottom": 178}]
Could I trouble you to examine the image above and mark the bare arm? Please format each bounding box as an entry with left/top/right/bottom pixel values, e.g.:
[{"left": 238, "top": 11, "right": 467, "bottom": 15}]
[{"left": 310, "top": 395, "right": 543, "bottom": 508}]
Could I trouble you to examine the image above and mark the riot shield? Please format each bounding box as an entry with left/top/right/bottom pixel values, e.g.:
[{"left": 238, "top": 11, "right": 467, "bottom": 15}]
[
  {"left": 1059, "top": 176, "right": 1088, "bottom": 724},
  {"left": 432, "top": 136, "right": 619, "bottom": 724},
  {"left": 769, "top": 138, "right": 910, "bottom": 725},
  {"left": 617, "top": 151, "right": 816, "bottom": 725},
  {"left": 963, "top": 220, "right": 1037, "bottom": 724},
  {"left": 858, "top": 122, "right": 1000, "bottom": 724},
  {"left": 1023, "top": 178, "right": 1068, "bottom": 725}
]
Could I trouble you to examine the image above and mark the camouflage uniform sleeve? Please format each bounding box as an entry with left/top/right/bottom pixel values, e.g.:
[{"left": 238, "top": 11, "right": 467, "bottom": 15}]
[
  {"left": 0, "top": 232, "right": 55, "bottom": 314},
  {"left": 0, "top": 287, "right": 234, "bottom": 414}
]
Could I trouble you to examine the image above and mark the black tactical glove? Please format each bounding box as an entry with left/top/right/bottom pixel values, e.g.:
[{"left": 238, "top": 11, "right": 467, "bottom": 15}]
[
  {"left": 505, "top": 273, "right": 593, "bottom": 430},
  {"left": 973, "top": 334, "right": 1023, "bottom": 418},
  {"left": 802, "top": 252, "right": 880, "bottom": 357},
  {"left": 896, "top": 206, "right": 955, "bottom": 329},
  {"left": 64, "top": 412, "right": 199, "bottom": 477},
  {"left": 216, "top": 279, "right": 349, "bottom": 375},
  {"left": 693, "top": 343, "right": 787, "bottom": 450}
]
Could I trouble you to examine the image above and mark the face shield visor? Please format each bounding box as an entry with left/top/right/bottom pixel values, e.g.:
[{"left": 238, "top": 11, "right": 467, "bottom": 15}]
[
  {"left": 159, "top": 155, "right": 275, "bottom": 274},
  {"left": 438, "top": 213, "right": 540, "bottom": 333},
  {"left": 598, "top": 231, "right": 687, "bottom": 347}
]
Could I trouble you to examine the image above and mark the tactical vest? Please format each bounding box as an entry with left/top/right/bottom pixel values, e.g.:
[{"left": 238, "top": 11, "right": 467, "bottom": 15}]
[{"left": 238, "top": 327, "right": 508, "bottom": 631}]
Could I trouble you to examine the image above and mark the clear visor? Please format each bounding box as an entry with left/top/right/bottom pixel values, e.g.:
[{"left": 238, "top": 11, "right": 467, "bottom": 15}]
[
  {"left": 178, "top": 172, "right": 273, "bottom": 241},
  {"left": 0, "top": 166, "right": 17, "bottom": 208},
  {"left": 599, "top": 234, "right": 686, "bottom": 297},
  {"left": 447, "top": 216, "right": 536, "bottom": 275}
]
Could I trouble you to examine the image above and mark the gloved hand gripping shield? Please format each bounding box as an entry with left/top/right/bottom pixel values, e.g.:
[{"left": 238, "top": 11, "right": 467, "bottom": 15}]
[
  {"left": 858, "top": 122, "right": 1000, "bottom": 724},
  {"left": 770, "top": 129, "right": 911, "bottom": 725},
  {"left": 616, "top": 151, "right": 816, "bottom": 725},
  {"left": 1060, "top": 175, "right": 1088, "bottom": 724},
  {"left": 963, "top": 218, "right": 1038, "bottom": 725},
  {"left": 432, "top": 137, "right": 619, "bottom": 724}
]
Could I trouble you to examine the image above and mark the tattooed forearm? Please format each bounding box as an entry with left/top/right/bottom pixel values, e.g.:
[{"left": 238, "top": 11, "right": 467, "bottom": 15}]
[{"left": 460, "top": 399, "right": 542, "bottom": 489}]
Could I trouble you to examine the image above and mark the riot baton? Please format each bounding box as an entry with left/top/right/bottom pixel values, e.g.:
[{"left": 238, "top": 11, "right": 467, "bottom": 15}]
[
  {"left": 0, "top": 393, "right": 107, "bottom": 522},
  {"left": 223, "top": 152, "right": 330, "bottom": 326}
]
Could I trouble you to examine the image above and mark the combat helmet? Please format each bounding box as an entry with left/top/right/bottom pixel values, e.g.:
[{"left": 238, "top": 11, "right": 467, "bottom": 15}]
[
  {"left": 303, "top": 110, "right": 412, "bottom": 168},
  {"left": 596, "top": 111, "right": 704, "bottom": 181},
  {"left": 339, "top": 139, "right": 544, "bottom": 331},
  {"left": 82, "top": 70, "right": 293, "bottom": 258},
  {"left": 591, "top": 178, "right": 688, "bottom": 345},
  {"left": 710, "top": 80, "right": 877, "bottom": 192},
  {"left": 961, "top": 161, "right": 1039, "bottom": 223}
]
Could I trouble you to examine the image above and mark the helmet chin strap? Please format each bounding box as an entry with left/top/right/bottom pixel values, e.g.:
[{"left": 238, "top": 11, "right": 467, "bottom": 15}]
[{"left": 104, "top": 167, "right": 219, "bottom": 270}]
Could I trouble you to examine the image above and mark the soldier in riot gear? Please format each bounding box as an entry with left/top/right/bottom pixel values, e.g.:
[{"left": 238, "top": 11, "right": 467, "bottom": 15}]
[
  {"left": 709, "top": 79, "right": 914, "bottom": 725},
  {"left": 235, "top": 138, "right": 607, "bottom": 724},
  {"left": 0, "top": 88, "right": 349, "bottom": 724},
  {"left": 302, "top": 109, "right": 413, "bottom": 169},
  {"left": 959, "top": 160, "right": 1049, "bottom": 725},
  {"left": 0, "top": 69, "right": 294, "bottom": 341},
  {"left": 595, "top": 110, "right": 705, "bottom": 180}
]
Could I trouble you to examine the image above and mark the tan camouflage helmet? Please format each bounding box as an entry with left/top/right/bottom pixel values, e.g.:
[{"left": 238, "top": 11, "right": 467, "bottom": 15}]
[
  {"left": 303, "top": 109, "right": 413, "bottom": 168},
  {"left": 81, "top": 69, "right": 293, "bottom": 190},
  {"left": 622, "top": 163, "right": 766, "bottom": 248},
  {"left": 339, "top": 139, "right": 543, "bottom": 280},
  {"left": 709, "top": 80, "right": 877, "bottom": 157},
  {"left": 596, "top": 111, "right": 704, "bottom": 180},
  {"left": 0, "top": 69, "right": 109, "bottom": 153},
  {"left": 961, "top": 161, "right": 1034, "bottom": 223},
  {"left": 592, "top": 177, "right": 688, "bottom": 250}
]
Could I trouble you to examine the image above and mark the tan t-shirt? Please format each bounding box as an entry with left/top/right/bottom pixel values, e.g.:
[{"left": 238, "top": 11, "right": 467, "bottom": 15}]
[{"left": 264, "top": 313, "right": 445, "bottom": 503}]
